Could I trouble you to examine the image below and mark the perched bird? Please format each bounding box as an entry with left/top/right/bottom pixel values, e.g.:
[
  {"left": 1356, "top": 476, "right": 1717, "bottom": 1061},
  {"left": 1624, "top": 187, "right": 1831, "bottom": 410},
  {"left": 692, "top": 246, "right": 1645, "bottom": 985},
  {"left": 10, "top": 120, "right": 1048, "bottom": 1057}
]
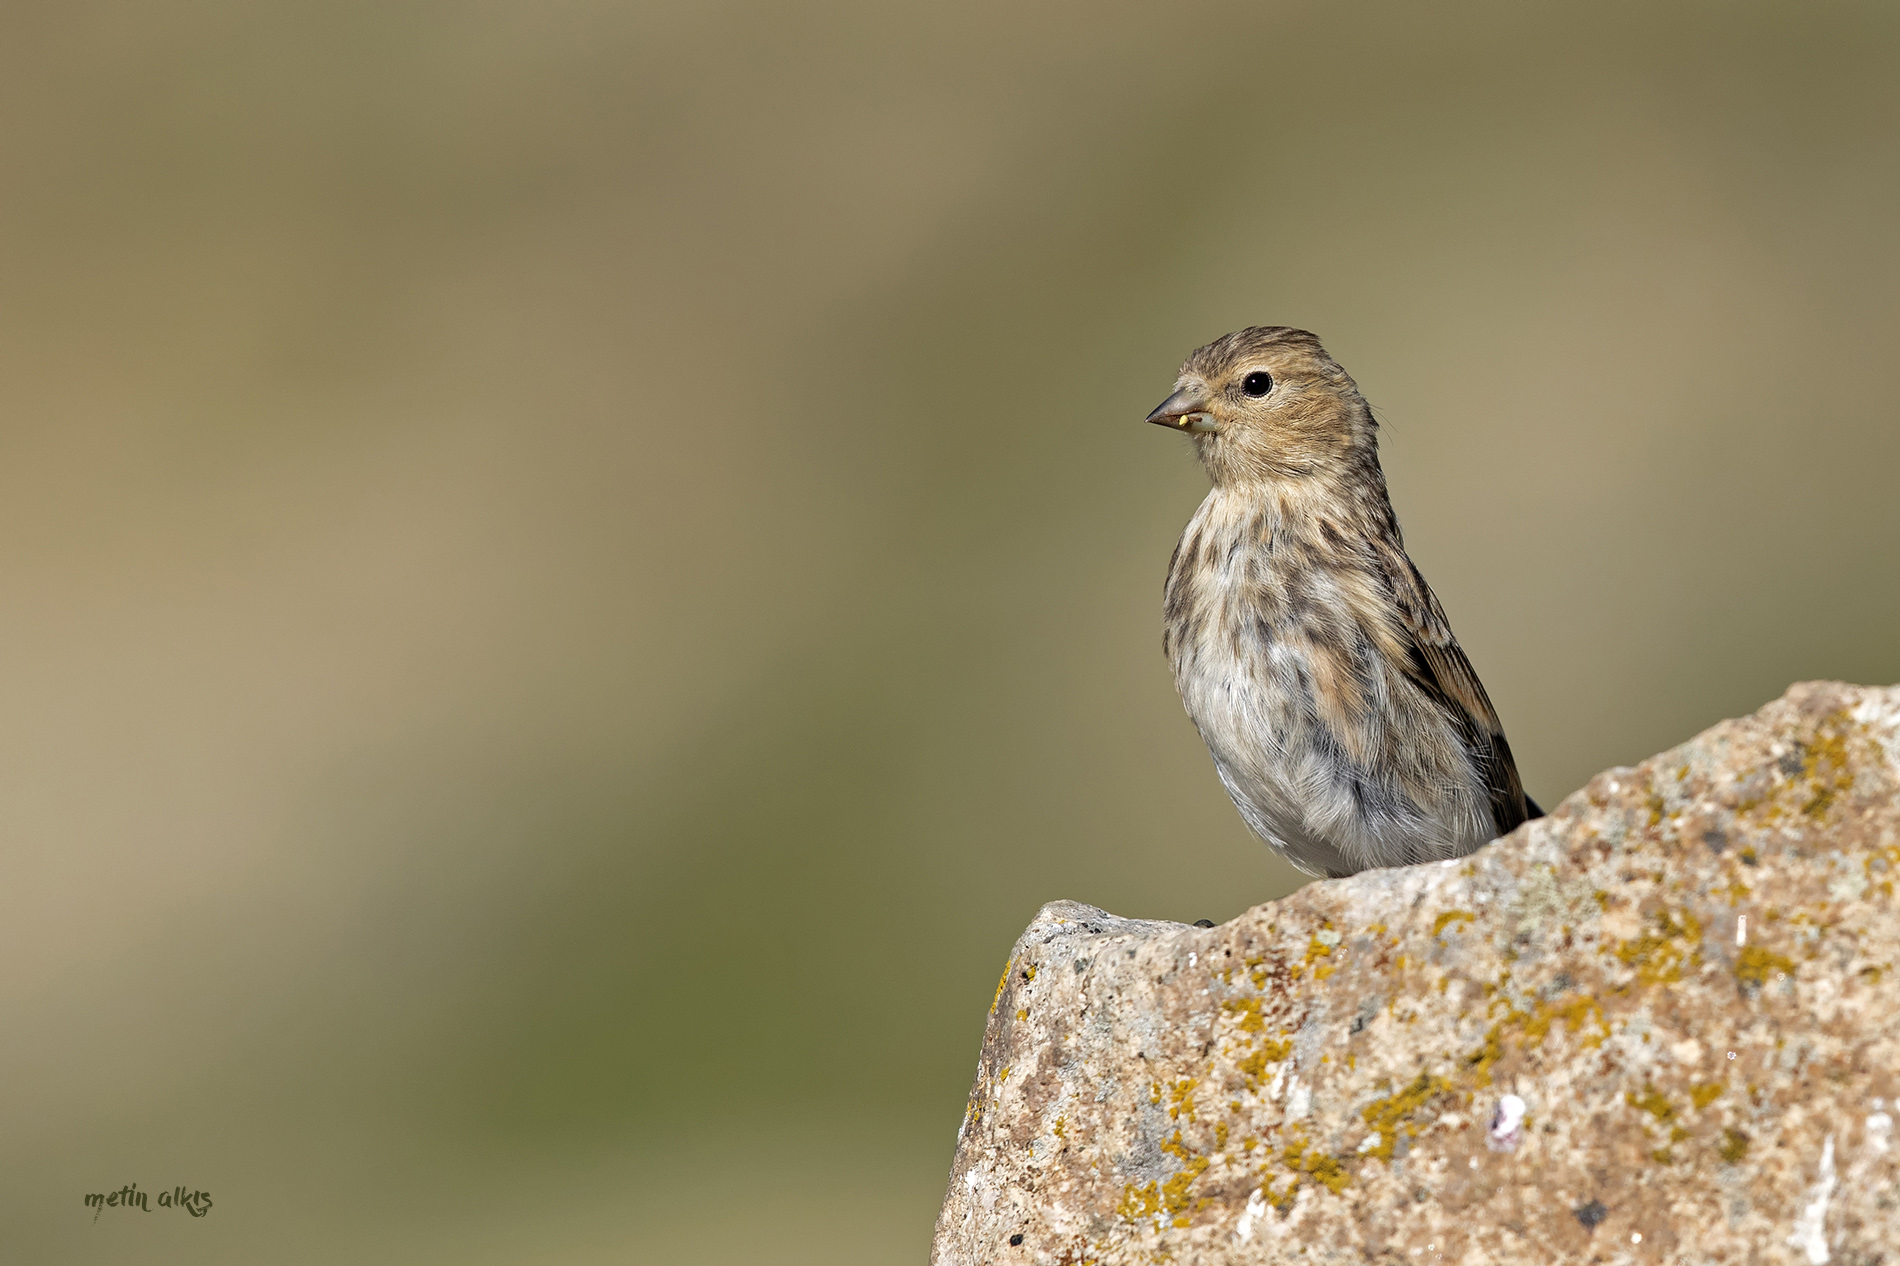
[{"left": 1148, "top": 326, "right": 1541, "bottom": 878}]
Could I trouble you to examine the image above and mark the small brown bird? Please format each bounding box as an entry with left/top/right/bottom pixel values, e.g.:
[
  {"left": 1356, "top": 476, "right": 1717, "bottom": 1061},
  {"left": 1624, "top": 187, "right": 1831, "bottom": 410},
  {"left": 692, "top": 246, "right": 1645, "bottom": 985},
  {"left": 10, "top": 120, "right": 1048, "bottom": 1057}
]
[{"left": 1149, "top": 326, "right": 1540, "bottom": 878}]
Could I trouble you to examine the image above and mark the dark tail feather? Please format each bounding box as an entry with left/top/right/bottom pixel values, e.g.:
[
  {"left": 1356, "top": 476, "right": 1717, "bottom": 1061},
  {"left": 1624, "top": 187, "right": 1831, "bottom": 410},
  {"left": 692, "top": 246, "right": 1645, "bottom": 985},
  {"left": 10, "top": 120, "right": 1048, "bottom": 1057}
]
[{"left": 1524, "top": 794, "right": 1545, "bottom": 820}]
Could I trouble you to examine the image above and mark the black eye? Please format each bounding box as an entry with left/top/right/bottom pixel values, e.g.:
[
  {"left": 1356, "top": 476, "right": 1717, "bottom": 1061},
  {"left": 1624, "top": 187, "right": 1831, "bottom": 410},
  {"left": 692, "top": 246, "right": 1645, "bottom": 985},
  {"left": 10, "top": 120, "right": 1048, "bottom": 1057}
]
[{"left": 1241, "top": 371, "right": 1274, "bottom": 397}]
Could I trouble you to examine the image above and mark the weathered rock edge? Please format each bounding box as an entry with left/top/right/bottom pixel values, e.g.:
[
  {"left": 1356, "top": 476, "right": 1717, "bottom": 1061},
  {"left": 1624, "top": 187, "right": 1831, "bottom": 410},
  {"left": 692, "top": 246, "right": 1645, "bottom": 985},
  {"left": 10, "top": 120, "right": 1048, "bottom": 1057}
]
[{"left": 932, "top": 682, "right": 1900, "bottom": 1265}]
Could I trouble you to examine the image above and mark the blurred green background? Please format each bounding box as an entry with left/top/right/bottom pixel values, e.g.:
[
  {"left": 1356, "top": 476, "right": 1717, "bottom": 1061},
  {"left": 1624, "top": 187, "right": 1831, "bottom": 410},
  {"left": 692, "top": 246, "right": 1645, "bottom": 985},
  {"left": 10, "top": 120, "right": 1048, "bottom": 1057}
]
[{"left": 3, "top": 1, "right": 1897, "bottom": 1261}]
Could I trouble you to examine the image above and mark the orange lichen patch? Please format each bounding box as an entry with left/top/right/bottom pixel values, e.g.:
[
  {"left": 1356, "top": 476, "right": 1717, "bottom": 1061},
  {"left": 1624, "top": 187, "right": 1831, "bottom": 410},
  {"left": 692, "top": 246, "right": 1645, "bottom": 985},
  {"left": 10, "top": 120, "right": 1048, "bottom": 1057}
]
[
  {"left": 1359, "top": 1073, "right": 1451, "bottom": 1161},
  {"left": 1433, "top": 910, "right": 1477, "bottom": 938},
  {"left": 1690, "top": 1082, "right": 1725, "bottom": 1110},
  {"left": 1735, "top": 944, "right": 1797, "bottom": 990},
  {"left": 1615, "top": 906, "right": 1703, "bottom": 985}
]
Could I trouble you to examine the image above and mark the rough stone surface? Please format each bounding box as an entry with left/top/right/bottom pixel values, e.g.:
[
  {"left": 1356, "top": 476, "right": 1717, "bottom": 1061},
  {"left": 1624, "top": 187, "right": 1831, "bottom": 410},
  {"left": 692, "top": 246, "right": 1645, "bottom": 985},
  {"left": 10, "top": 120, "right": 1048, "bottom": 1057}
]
[{"left": 932, "top": 682, "right": 1900, "bottom": 1265}]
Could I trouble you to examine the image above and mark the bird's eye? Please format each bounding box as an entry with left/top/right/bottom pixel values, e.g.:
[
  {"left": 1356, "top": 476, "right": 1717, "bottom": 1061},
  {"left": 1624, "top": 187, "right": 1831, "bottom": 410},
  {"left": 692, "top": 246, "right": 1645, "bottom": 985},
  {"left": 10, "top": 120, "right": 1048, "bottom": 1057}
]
[{"left": 1241, "top": 371, "right": 1274, "bottom": 397}]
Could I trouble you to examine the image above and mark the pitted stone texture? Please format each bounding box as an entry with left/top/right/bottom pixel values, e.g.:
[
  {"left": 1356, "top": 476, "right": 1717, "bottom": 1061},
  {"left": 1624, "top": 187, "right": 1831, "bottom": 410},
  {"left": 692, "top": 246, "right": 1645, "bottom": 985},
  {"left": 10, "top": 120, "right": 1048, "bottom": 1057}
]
[{"left": 932, "top": 682, "right": 1900, "bottom": 1265}]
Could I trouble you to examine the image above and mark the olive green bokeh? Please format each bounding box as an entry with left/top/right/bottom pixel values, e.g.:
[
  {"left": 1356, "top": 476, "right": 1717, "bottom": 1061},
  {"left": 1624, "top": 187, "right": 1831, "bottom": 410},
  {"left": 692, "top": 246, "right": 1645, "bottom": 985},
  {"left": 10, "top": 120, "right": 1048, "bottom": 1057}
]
[{"left": 3, "top": 2, "right": 1897, "bottom": 1261}]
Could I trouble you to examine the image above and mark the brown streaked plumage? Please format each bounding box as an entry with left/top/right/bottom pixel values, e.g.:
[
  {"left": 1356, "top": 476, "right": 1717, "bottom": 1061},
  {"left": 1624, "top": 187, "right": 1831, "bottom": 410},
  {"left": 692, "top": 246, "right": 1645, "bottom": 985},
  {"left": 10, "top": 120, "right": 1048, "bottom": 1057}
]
[{"left": 1148, "top": 326, "right": 1540, "bottom": 878}]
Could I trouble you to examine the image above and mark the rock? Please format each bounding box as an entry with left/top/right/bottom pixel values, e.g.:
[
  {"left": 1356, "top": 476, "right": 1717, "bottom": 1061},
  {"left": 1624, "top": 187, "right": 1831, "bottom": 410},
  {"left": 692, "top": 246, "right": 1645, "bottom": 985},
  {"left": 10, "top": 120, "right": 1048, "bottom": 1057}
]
[{"left": 931, "top": 682, "right": 1900, "bottom": 1264}]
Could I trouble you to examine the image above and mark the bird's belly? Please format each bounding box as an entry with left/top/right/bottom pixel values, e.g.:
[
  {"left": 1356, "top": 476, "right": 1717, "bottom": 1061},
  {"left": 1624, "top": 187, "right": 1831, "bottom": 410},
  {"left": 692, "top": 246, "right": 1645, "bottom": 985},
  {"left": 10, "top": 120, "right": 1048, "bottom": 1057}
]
[{"left": 1172, "top": 624, "right": 1488, "bottom": 877}]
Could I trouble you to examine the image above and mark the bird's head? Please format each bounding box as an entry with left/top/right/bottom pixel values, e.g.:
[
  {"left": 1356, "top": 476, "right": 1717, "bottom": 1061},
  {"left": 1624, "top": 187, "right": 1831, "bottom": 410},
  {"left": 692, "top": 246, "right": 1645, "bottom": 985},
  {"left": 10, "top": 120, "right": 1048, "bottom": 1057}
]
[{"left": 1146, "top": 326, "right": 1375, "bottom": 486}]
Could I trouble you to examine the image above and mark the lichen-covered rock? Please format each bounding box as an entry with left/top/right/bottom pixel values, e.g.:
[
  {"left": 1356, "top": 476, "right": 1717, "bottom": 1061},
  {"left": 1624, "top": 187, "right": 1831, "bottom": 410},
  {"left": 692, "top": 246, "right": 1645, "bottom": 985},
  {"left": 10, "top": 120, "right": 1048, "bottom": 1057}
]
[{"left": 932, "top": 682, "right": 1900, "bottom": 1265}]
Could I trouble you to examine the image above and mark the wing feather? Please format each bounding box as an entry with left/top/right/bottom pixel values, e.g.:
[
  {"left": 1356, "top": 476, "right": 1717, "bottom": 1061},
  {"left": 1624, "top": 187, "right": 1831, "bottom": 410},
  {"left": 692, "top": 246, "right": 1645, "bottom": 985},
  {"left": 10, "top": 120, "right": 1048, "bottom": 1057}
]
[{"left": 1372, "top": 545, "right": 1536, "bottom": 838}]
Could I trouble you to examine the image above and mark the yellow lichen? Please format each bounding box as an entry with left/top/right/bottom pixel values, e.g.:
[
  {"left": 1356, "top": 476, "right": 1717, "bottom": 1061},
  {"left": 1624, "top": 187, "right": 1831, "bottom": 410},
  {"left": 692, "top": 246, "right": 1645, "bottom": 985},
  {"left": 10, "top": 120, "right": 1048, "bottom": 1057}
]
[
  {"left": 1615, "top": 906, "right": 1704, "bottom": 985},
  {"left": 1627, "top": 1084, "right": 1675, "bottom": 1123},
  {"left": 1159, "top": 1131, "right": 1210, "bottom": 1214},
  {"left": 1690, "top": 1082, "right": 1724, "bottom": 1110},
  {"left": 1279, "top": 1137, "right": 1352, "bottom": 1195},
  {"left": 1293, "top": 929, "right": 1336, "bottom": 980},
  {"left": 1117, "top": 1181, "right": 1161, "bottom": 1221},
  {"left": 1465, "top": 991, "right": 1608, "bottom": 1083},
  {"left": 1221, "top": 995, "right": 1267, "bottom": 1033},
  {"left": 1235, "top": 1038, "right": 1292, "bottom": 1087},
  {"left": 1432, "top": 910, "right": 1477, "bottom": 937},
  {"left": 1167, "top": 1078, "right": 1198, "bottom": 1122},
  {"left": 1719, "top": 1128, "right": 1750, "bottom": 1163},
  {"left": 1735, "top": 944, "right": 1797, "bottom": 990},
  {"left": 1359, "top": 1073, "right": 1451, "bottom": 1161},
  {"left": 1799, "top": 718, "right": 1857, "bottom": 818},
  {"left": 990, "top": 960, "right": 1012, "bottom": 1015}
]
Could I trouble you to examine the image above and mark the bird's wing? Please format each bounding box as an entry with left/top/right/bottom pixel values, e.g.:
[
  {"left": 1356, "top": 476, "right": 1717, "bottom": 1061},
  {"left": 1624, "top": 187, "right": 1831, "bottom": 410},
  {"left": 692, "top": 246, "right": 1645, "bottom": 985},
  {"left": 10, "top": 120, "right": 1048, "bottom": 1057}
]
[{"left": 1372, "top": 544, "right": 1535, "bottom": 838}]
